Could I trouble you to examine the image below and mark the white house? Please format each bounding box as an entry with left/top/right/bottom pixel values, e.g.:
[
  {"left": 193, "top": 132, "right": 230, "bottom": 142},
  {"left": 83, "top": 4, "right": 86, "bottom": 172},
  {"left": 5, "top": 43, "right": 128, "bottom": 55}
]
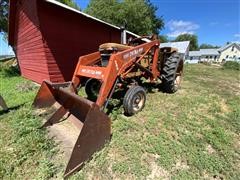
[
  {"left": 199, "top": 49, "right": 220, "bottom": 62},
  {"left": 186, "top": 42, "right": 240, "bottom": 63},
  {"left": 185, "top": 51, "right": 201, "bottom": 64},
  {"left": 218, "top": 43, "right": 240, "bottom": 62}
]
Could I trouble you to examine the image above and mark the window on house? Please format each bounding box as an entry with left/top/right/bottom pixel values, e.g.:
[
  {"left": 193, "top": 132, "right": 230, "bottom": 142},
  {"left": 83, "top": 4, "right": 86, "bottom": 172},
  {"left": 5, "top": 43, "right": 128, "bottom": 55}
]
[
  {"left": 226, "top": 55, "right": 229, "bottom": 59},
  {"left": 209, "top": 56, "right": 212, "bottom": 59},
  {"left": 206, "top": 56, "right": 209, "bottom": 58},
  {"left": 232, "top": 46, "right": 234, "bottom": 51},
  {"left": 214, "top": 56, "right": 217, "bottom": 59},
  {"left": 233, "top": 55, "right": 236, "bottom": 59},
  {"left": 190, "top": 57, "right": 193, "bottom": 60}
]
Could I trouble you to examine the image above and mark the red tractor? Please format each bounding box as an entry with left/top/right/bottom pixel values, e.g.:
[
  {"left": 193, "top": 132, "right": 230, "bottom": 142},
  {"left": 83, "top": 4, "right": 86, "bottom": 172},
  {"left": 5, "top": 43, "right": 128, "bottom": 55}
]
[{"left": 34, "top": 37, "right": 183, "bottom": 178}]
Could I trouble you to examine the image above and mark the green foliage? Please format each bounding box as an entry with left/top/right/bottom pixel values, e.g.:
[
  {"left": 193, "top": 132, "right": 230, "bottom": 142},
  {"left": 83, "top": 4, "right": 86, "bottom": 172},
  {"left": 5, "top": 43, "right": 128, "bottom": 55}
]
[
  {"left": 158, "top": 35, "right": 169, "bottom": 43},
  {"left": 0, "top": 59, "right": 20, "bottom": 77},
  {"left": 222, "top": 61, "right": 240, "bottom": 71},
  {"left": 0, "top": 68, "right": 58, "bottom": 179},
  {"left": 85, "top": 0, "right": 164, "bottom": 35},
  {"left": 174, "top": 33, "right": 198, "bottom": 51},
  {"left": 57, "top": 0, "right": 80, "bottom": 10},
  {"left": 0, "top": 0, "right": 8, "bottom": 33},
  {"left": 1, "top": 64, "right": 240, "bottom": 179},
  {"left": 199, "top": 43, "right": 220, "bottom": 49}
]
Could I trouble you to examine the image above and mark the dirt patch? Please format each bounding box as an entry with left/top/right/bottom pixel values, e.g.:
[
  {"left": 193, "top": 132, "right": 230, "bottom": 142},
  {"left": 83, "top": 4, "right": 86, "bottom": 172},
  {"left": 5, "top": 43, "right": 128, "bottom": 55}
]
[
  {"left": 35, "top": 107, "right": 81, "bottom": 163},
  {"left": 172, "top": 159, "right": 190, "bottom": 172},
  {"left": 202, "top": 170, "right": 224, "bottom": 180},
  {"left": 219, "top": 100, "right": 230, "bottom": 113},
  {"left": 16, "top": 82, "right": 38, "bottom": 92},
  {"left": 146, "top": 161, "right": 170, "bottom": 180},
  {"left": 206, "top": 144, "right": 216, "bottom": 154},
  {"left": 142, "top": 153, "right": 170, "bottom": 180},
  {"left": 47, "top": 120, "right": 80, "bottom": 162}
]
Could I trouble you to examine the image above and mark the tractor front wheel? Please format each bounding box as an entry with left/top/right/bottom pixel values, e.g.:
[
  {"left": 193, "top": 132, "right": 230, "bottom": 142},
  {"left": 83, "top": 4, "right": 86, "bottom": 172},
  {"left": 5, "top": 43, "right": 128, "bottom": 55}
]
[
  {"left": 85, "top": 78, "right": 101, "bottom": 101},
  {"left": 123, "top": 86, "right": 146, "bottom": 116},
  {"left": 161, "top": 53, "right": 183, "bottom": 93}
]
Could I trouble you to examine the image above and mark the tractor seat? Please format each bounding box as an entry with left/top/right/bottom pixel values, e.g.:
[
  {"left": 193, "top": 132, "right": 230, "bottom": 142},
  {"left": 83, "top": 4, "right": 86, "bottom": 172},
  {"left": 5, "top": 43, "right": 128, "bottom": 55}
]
[{"left": 99, "top": 43, "right": 131, "bottom": 52}]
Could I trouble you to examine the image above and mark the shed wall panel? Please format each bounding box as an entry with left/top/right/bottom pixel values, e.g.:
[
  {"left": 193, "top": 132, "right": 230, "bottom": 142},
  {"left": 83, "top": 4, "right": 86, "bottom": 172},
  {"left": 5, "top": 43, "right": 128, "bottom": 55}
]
[
  {"left": 14, "top": 0, "right": 49, "bottom": 83},
  {"left": 38, "top": 1, "right": 122, "bottom": 82}
]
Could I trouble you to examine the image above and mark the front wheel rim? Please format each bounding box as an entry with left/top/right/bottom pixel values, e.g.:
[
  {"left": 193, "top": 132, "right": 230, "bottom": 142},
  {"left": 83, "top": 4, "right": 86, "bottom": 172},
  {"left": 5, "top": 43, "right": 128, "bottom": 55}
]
[{"left": 133, "top": 93, "right": 145, "bottom": 111}]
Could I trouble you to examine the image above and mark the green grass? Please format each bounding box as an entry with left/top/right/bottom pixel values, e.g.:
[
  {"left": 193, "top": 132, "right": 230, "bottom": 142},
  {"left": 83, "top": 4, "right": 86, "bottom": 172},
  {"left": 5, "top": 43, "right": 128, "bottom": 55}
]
[{"left": 0, "top": 64, "right": 239, "bottom": 179}]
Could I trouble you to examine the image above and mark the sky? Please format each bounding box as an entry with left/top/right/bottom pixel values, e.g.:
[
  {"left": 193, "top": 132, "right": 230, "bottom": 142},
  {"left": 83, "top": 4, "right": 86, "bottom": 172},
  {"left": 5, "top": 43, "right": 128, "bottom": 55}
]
[
  {"left": 0, "top": 0, "right": 239, "bottom": 55},
  {"left": 75, "top": 0, "right": 240, "bottom": 45}
]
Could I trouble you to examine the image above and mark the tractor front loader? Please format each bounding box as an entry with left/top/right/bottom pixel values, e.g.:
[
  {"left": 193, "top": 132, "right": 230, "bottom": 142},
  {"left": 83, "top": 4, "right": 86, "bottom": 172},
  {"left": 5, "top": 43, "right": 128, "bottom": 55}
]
[{"left": 33, "top": 37, "right": 183, "bottom": 178}]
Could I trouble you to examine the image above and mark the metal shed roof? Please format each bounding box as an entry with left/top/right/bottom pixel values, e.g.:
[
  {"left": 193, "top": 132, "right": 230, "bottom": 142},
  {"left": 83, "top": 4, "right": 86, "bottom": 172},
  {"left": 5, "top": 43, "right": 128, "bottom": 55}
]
[
  {"left": 199, "top": 49, "right": 219, "bottom": 56},
  {"left": 189, "top": 51, "right": 201, "bottom": 56},
  {"left": 160, "top": 41, "right": 190, "bottom": 54}
]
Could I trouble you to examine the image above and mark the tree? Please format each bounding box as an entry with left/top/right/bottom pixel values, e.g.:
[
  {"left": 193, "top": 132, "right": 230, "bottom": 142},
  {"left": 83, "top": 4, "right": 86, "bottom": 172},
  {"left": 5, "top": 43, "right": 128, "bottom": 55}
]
[
  {"left": 174, "top": 34, "right": 198, "bottom": 51},
  {"left": 85, "top": 0, "right": 164, "bottom": 35},
  {"left": 57, "top": 0, "right": 80, "bottom": 10},
  {"left": 0, "top": 0, "right": 79, "bottom": 35},
  {"left": 158, "top": 35, "right": 168, "bottom": 43},
  {"left": 199, "top": 43, "right": 220, "bottom": 49},
  {"left": 0, "top": 0, "right": 8, "bottom": 33}
]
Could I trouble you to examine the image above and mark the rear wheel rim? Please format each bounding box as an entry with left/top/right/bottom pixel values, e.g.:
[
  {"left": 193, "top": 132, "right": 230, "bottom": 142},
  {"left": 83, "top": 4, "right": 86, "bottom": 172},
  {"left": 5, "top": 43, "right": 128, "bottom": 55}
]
[
  {"left": 174, "top": 72, "right": 182, "bottom": 88},
  {"left": 174, "top": 60, "right": 183, "bottom": 90}
]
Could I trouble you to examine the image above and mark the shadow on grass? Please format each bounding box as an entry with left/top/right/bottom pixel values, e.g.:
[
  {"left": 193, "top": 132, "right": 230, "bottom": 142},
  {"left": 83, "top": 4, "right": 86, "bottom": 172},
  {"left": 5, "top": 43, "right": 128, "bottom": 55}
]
[
  {"left": 0, "top": 104, "right": 25, "bottom": 116},
  {"left": 1, "top": 66, "right": 20, "bottom": 77},
  {"left": 103, "top": 82, "right": 166, "bottom": 115}
]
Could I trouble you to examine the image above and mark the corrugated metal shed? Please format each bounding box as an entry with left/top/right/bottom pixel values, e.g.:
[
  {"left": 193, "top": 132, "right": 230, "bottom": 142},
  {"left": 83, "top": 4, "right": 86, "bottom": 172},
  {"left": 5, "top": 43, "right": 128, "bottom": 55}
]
[
  {"left": 160, "top": 41, "right": 190, "bottom": 55},
  {"left": 199, "top": 49, "right": 219, "bottom": 55},
  {"left": 189, "top": 51, "right": 201, "bottom": 57}
]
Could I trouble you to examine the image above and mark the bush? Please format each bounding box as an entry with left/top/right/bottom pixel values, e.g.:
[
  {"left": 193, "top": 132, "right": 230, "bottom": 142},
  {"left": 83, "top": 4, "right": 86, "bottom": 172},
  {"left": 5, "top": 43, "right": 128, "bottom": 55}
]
[
  {"left": 0, "top": 60, "right": 20, "bottom": 77},
  {"left": 222, "top": 61, "right": 240, "bottom": 71}
]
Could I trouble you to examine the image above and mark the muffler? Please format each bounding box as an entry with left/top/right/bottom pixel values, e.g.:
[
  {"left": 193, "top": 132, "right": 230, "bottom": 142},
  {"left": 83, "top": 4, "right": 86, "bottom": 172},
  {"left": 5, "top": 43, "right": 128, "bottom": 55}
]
[{"left": 33, "top": 81, "right": 111, "bottom": 178}]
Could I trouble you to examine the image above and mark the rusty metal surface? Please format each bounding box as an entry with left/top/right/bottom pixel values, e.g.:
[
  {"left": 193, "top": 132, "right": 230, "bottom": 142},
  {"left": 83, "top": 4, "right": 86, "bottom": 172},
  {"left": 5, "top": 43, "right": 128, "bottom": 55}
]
[
  {"left": 33, "top": 80, "right": 111, "bottom": 178},
  {"left": 64, "top": 105, "right": 111, "bottom": 178},
  {"left": 70, "top": 40, "right": 160, "bottom": 108},
  {"left": 33, "top": 80, "right": 74, "bottom": 108}
]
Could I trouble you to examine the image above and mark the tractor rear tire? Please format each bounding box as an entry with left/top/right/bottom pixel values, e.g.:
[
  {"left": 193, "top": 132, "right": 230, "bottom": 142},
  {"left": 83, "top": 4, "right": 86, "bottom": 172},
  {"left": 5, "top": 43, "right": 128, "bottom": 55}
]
[
  {"left": 123, "top": 86, "right": 146, "bottom": 116},
  {"left": 161, "top": 53, "right": 183, "bottom": 93},
  {"left": 85, "top": 78, "right": 101, "bottom": 101}
]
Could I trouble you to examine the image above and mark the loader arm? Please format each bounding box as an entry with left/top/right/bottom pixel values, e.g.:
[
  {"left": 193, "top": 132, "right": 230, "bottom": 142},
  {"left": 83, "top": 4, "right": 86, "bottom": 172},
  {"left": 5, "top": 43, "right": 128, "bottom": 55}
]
[
  {"left": 71, "top": 40, "right": 160, "bottom": 107},
  {"left": 72, "top": 51, "right": 101, "bottom": 86}
]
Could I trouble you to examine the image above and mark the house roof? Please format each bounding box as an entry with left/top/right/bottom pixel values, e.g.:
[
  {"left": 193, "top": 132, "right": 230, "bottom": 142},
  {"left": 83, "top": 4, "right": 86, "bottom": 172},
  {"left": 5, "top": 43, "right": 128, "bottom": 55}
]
[
  {"left": 218, "top": 42, "right": 240, "bottom": 52},
  {"left": 189, "top": 51, "right": 201, "bottom": 56},
  {"left": 160, "top": 41, "right": 190, "bottom": 54},
  {"left": 199, "top": 49, "right": 219, "bottom": 56}
]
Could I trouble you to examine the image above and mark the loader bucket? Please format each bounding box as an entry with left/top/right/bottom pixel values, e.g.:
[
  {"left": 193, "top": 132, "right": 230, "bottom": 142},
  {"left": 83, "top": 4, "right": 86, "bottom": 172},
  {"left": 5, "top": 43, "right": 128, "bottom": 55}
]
[{"left": 33, "top": 81, "right": 111, "bottom": 178}]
